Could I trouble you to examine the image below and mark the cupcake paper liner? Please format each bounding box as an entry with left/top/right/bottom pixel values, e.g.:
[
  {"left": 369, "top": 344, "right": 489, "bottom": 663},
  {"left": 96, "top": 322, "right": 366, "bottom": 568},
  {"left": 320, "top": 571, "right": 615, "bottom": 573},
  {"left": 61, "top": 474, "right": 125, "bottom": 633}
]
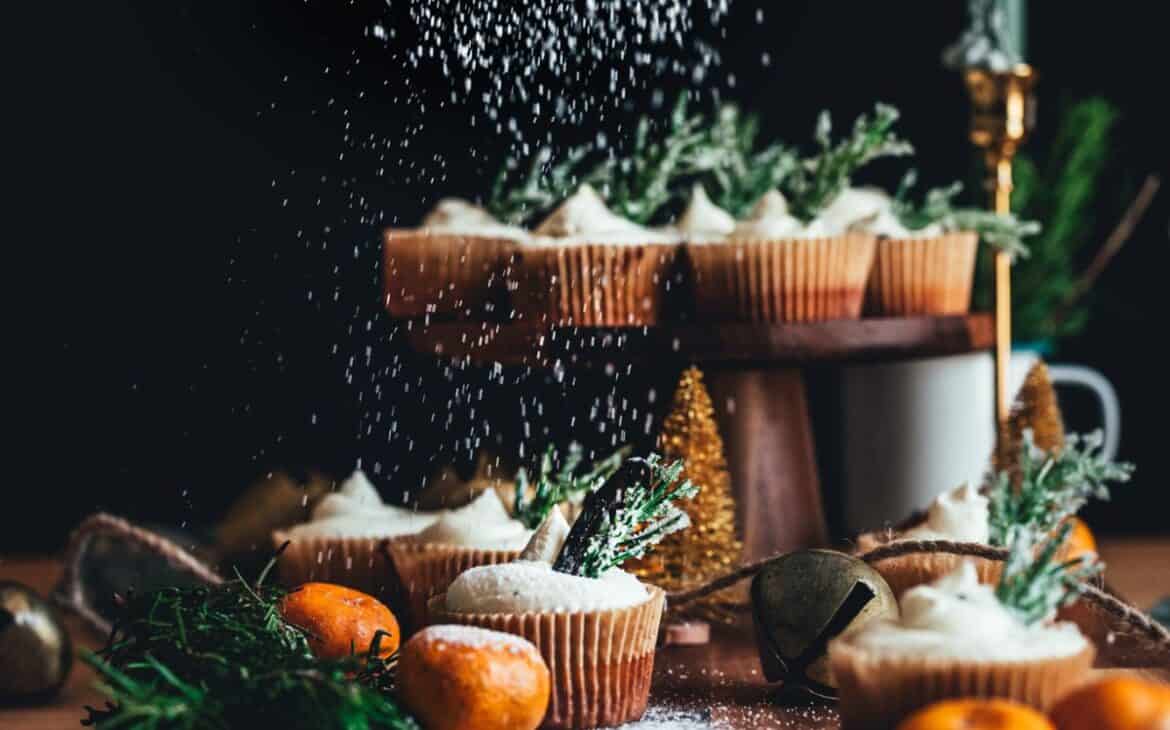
[
  {"left": 688, "top": 233, "right": 876, "bottom": 322},
  {"left": 863, "top": 232, "right": 978, "bottom": 316},
  {"left": 384, "top": 539, "right": 520, "bottom": 631},
  {"left": 830, "top": 639, "right": 1095, "bottom": 729},
  {"left": 383, "top": 230, "right": 517, "bottom": 319},
  {"left": 271, "top": 531, "right": 401, "bottom": 606},
  {"left": 519, "top": 242, "right": 676, "bottom": 326},
  {"left": 428, "top": 586, "right": 665, "bottom": 729}
]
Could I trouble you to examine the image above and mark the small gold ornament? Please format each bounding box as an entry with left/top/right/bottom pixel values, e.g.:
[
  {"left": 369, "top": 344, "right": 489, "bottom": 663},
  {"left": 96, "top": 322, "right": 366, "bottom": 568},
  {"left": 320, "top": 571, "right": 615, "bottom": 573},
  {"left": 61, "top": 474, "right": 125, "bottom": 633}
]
[
  {"left": 997, "top": 359, "right": 1066, "bottom": 473},
  {"left": 751, "top": 550, "right": 897, "bottom": 699},
  {"left": 627, "top": 366, "right": 743, "bottom": 621}
]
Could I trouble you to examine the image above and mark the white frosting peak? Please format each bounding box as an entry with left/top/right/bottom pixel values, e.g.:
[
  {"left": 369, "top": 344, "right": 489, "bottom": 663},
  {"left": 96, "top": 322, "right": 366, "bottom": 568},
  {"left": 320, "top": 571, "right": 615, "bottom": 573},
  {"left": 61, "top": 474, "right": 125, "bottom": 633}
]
[
  {"left": 419, "top": 197, "right": 529, "bottom": 239},
  {"left": 517, "top": 510, "right": 571, "bottom": 564},
  {"left": 532, "top": 185, "right": 673, "bottom": 244},
  {"left": 819, "top": 187, "right": 943, "bottom": 238},
  {"left": 415, "top": 489, "right": 532, "bottom": 550},
  {"left": 849, "top": 562, "right": 1089, "bottom": 661},
  {"left": 676, "top": 184, "right": 736, "bottom": 238},
  {"left": 289, "top": 470, "right": 438, "bottom": 539},
  {"left": 446, "top": 561, "right": 648, "bottom": 613},
  {"left": 901, "top": 483, "right": 990, "bottom": 544},
  {"left": 731, "top": 190, "right": 830, "bottom": 240}
]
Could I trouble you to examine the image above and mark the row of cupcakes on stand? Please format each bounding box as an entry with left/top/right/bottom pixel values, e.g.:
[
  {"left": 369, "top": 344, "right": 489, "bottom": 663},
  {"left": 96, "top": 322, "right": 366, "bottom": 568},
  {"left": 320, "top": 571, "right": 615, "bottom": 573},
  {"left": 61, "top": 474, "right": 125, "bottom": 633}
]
[{"left": 384, "top": 102, "right": 1038, "bottom": 326}]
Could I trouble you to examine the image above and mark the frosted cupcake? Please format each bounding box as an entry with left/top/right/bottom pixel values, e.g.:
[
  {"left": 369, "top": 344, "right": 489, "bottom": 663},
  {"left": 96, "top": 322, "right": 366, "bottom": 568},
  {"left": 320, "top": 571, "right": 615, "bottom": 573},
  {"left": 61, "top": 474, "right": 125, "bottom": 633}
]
[
  {"left": 831, "top": 562, "right": 1094, "bottom": 729},
  {"left": 383, "top": 198, "right": 528, "bottom": 320},
  {"left": 273, "top": 470, "right": 438, "bottom": 600},
  {"left": 687, "top": 189, "right": 876, "bottom": 322},
  {"left": 385, "top": 489, "right": 533, "bottom": 629},
  {"left": 518, "top": 184, "right": 680, "bottom": 326}
]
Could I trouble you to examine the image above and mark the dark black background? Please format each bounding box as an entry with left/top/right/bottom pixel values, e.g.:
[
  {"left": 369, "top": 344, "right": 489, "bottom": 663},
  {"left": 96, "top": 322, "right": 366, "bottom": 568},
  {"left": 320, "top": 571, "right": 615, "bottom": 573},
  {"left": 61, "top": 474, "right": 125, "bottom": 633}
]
[{"left": 12, "top": 1, "right": 1168, "bottom": 551}]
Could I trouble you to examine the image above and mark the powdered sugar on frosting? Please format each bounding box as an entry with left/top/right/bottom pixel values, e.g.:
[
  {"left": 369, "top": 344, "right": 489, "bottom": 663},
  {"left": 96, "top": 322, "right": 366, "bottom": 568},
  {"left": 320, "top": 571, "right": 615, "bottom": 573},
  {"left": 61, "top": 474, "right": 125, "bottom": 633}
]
[
  {"left": 419, "top": 197, "right": 530, "bottom": 239},
  {"left": 674, "top": 184, "right": 735, "bottom": 239},
  {"left": 415, "top": 489, "right": 533, "bottom": 550},
  {"left": 415, "top": 624, "right": 541, "bottom": 657},
  {"left": 288, "top": 471, "right": 439, "bottom": 539},
  {"left": 446, "top": 560, "right": 648, "bottom": 613},
  {"left": 529, "top": 184, "right": 676, "bottom": 245},
  {"left": 901, "top": 482, "right": 990, "bottom": 544},
  {"left": 730, "top": 190, "right": 833, "bottom": 240}
]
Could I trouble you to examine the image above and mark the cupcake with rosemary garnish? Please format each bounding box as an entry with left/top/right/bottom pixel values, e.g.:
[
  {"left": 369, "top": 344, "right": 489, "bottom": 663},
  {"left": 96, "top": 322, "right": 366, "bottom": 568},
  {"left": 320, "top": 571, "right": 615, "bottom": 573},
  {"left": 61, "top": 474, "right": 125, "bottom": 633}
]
[
  {"left": 383, "top": 197, "right": 529, "bottom": 320},
  {"left": 688, "top": 104, "right": 906, "bottom": 322},
  {"left": 428, "top": 454, "right": 698, "bottom": 729},
  {"left": 832, "top": 522, "right": 1098, "bottom": 729},
  {"left": 858, "top": 430, "right": 1133, "bottom": 599},
  {"left": 387, "top": 443, "right": 627, "bottom": 630},
  {"left": 857, "top": 171, "right": 1040, "bottom": 316}
]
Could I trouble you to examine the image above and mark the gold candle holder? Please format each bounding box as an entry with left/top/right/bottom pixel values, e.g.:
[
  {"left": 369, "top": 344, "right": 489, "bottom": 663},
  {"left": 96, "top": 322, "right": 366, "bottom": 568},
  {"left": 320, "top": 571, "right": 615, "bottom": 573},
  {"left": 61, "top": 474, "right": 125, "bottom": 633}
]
[{"left": 961, "top": 63, "right": 1036, "bottom": 461}]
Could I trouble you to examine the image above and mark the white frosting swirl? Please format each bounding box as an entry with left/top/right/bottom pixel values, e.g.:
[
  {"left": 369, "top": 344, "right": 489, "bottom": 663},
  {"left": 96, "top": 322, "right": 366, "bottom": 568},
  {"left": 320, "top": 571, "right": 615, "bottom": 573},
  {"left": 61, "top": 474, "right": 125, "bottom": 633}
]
[
  {"left": 415, "top": 489, "right": 532, "bottom": 550},
  {"left": 446, "top": 560, "right": 648, "bottom": 613},
  {"left": 675, "top": 184, "right": 735, "bottom": 239},
  {"left": 849, "top": 562, "right": 1089, "bottom": 660},
  {"left": 818, "top": 187, "right": 942, "bottom": 238},
  {"left": 901, "top": 483, "right": 990, "bottom": 544},
  {"left": 288, "top": 471, "right": 438, "bottom": 539},
  {"left": 730, "top": 190, "right": 832, "bottom": 240},
  {"left": 419, "top": 197, "right": 529, "bottom": 239},
  {"left": 530, "top": 184, "right": 675, "bottom": 245}
]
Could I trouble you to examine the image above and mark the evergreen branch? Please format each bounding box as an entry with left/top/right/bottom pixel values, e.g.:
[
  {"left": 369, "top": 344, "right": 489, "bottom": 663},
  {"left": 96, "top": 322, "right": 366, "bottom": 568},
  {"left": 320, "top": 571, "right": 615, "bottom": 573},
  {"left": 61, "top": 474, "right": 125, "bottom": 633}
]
[
  {"left": 487, "top": 145, "right": 593, "bottom": 226},
  {"left": 697, "top": 103, "right": 798, "bottom": 217},
  {"left": 996, "top": 521, "right": 1101, "bottom": 625},
  {"left": 987, "top": 429, "right": 1134, "bottom": 546},
  {"left": 781, "top": 103, "right": 913, "bottom": 222},
  {"left": 513, "top": 442, "right": 631, "bottom": 529},
  {"left": 82, "top": 558, "right": 417, "bottom": 730}
]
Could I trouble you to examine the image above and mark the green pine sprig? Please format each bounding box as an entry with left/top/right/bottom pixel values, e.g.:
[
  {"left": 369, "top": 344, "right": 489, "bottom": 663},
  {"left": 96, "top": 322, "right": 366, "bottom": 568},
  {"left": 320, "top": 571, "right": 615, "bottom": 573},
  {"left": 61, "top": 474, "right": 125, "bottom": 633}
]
[
  {"left": 781, "top": 102, "right": 913, "bottom": 222},
  {"left": 987, "top": 429, "right": 1134, "bottom": 546},
  {"left": 572, "top": 454, "right": 698, "bottom": 579},
  {"left": 995, "top": 521, "right": 1101, "bottom": 625},
  {"left": 513, "top": 442, "right": 631, "bottom": 530},
  {"left": 486, "top": 144, "right": 593, "bottom": 226},
  {"left": 82, "top": 555, "right": 418, "bottom": 730},
  {"left": 892, "top": 170, "right": 1040, "bottom": 258},
  {"left": 697, "top": 103, "right": 798, "bottom": 218}
]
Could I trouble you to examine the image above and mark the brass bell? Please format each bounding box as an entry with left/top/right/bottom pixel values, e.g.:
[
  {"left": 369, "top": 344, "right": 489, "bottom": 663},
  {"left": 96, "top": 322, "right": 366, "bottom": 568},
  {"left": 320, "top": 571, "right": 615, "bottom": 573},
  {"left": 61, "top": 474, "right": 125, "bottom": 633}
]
[
  {"left": 751, "top": 549, "right": 897, "bottom": 699},
  {"left": 0, "top": 581, "right": 73, "bottom": 702}
]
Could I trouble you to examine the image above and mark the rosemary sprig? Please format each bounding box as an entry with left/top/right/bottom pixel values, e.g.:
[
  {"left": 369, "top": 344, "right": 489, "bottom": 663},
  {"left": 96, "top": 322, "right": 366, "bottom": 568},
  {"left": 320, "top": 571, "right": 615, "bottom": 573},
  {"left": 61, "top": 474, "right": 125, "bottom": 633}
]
[
  {"left": 996, "top": 521, "right": 1101, "bottom": 625},
  {"left": 82, "top": 556, "right": 417, "bottom": 730},
  {"left": 892, "top": 170, "right": 1041, "bottom": 258},
  {"left": 513, "top": 442, "right": 631, "bottom": 529},
  {"left": 697, "top": 103, "right": 798, "bottom": 218},
  {"left": 987, "top": 429, "right": 1134, "bottom": 546},
  {"left": 781, "top": 102, "right": 913, "bottom": 222},
  {"left": 487, "top": 144, "right": 593, "bottom": 226},
  {"left": 553, "top": 454, "right": 698, "bottom": 579}
]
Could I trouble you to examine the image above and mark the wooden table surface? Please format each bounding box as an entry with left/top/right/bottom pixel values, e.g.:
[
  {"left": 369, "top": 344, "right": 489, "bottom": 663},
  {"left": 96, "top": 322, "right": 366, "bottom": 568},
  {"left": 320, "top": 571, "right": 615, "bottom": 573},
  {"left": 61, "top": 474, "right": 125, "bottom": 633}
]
[{"left": 2, "top": 537, "right": 1167, "bottom": 729}]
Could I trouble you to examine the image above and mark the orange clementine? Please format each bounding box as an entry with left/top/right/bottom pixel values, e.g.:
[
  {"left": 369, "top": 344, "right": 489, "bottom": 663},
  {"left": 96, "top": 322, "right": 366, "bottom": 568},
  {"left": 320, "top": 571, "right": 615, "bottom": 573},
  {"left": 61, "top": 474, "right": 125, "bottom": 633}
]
[
  {"left": 1050, "top": 676, "right": 1170, "bottom": 730},
  {"left": 279, "top": 582, "right": 400, "bottom": 660},
  {"left": 898, "top": 698, "right": 1054, "bottom": 730},
  {"left": 1060, "top": 517, "right": 1098, "bottom": 563}
]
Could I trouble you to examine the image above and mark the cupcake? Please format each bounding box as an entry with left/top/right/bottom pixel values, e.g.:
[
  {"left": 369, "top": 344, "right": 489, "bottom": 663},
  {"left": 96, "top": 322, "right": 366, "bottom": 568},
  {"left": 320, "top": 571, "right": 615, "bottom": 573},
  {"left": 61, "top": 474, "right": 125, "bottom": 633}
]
[
  {"left": 830, "top": 562, "right": 1095, "bottom": 729},
  {"left": 429, "top": 511, "right": 665, "bottom": 729},
  {"left": 385, "top": 489, "right": 532, "bottom": 630},
  {"left": 273, "top": 470, "right": 438, "bottom": 601},
  {"left": 383, "top": 198, "right": 528, "bottom": 320},
  {"left": 687, "top": 189, "right": 876, "bottom": 322},
  {"left": 517, "top": 184, "right": 680, "bottom": 326}
]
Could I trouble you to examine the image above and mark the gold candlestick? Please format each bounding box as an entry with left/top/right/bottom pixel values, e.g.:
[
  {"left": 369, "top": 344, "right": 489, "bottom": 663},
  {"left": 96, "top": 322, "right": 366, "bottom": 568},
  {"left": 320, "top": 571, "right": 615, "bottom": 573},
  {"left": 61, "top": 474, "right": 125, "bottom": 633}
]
[{"left": 961, "top": 63, "right": 1036, "bottom": 461}]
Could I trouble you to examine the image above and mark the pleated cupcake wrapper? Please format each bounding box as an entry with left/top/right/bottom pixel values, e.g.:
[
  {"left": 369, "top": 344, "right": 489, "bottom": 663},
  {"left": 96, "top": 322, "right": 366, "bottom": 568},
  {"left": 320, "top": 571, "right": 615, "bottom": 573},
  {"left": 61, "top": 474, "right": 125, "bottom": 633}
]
[
  {"left": 864, "top": 232, "right": 978, "bottom": 316},
  {"left": 428, "top": 587, "right": 665, "bottom": 729},
  {"left": 383, "top": 230, "right": 518, "bottom": 319},
  {"left": 688, "top": 233, "right": 876, "bottom": 322},
  {"left": 384, "top": 540, "right": 520, "bottom": 631},
  {"left": 865, "top": 551, "right": 1003, "bottom": 600},
  {"left": 271, "top": 531, "right": 400, "bottom": 607},
  {"left": 519, "top": 242, "right": 675, "bottom": 326},
  {"left": 830, "top": 640, "right": 1095, "bottom": 730}
]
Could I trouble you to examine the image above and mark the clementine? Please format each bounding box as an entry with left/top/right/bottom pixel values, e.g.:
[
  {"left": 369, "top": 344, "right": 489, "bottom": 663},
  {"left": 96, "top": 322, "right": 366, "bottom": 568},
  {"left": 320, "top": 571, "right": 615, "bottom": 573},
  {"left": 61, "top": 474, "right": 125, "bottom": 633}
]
[
  {"left": 1050, "top": 675, "right": 1170, "bottom": 730},
  {"left": 1060, "top": 517, "right": 1098, "bottom": 563},
  {"left": 898, "top": 698, "right": 1054, "bottom": 730},
  {"left": 279, "top": 582, "right": 400, "bottom": 660}
]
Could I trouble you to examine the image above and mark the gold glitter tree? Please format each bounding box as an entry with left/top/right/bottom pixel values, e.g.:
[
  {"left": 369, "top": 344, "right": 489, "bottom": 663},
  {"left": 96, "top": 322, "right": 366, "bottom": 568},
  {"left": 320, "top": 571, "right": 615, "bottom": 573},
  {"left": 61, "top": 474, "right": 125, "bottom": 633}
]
[
  {"left": 997, "top": 360, "right": 1066, "bottom": 473},
  {"left": 630, "top": 366, "right": 743, "bottom": 620}
]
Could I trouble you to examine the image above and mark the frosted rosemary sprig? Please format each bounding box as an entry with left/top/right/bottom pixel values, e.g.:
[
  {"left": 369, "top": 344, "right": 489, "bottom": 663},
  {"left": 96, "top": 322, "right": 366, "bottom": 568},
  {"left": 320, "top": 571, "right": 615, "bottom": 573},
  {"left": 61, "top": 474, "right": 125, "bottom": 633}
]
[
  {"left": 552, "top": 454, "right": 698, "bottom": 579},
  {"left": 996, "top": 521, "right": 1101, "bottom": 625},
  {"left": 781, "top": 102, "right": 913, "bottom": 222},
  {"left": 513, "top": 442, "right": 631, "bottom": 529},
  {"left": 698, "top": 103, "right": 798, "bottom": 217},
  {"left": 487, "top": 144, "right": 592, "bottom": 226},
  {"left": 987, "top": 429, "right": 1134, "bottom": 546},
  {"left": 892, "top": 170, "right": 1041, "bottom": 258}
]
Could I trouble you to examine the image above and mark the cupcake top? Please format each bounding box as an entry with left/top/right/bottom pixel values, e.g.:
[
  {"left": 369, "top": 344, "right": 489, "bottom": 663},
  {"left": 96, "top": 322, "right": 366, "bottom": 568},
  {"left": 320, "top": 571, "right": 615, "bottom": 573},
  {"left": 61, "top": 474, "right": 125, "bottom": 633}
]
[
  {"left": 288, "top": 471, "right": 439, "bottom": 539},
  {"left": 419, "top": 197, "right": 529, "bottom": 239},
  {"left": 730, "top": 190, "right": 833, "bottom": 240},
  {"left": 819, "top": 187, "right": 943, "bottom": 238},
  {"left": 900, "top": 483, "right": 990, "bottom": 544},
  {"left": 445, "top": 510, "right": 648, "bottom": 613},
  {"left": 529, "top": 184, "right": 676, "bottom": 245},
  {"left": 847, "top": 562, "right": 1088, "bottom": 661},
  {"left": 675, "top": 184, "right": 736, "bottom": 240},
  {"left": 415, "top": 489, "right": 533, "bottom": 550}
]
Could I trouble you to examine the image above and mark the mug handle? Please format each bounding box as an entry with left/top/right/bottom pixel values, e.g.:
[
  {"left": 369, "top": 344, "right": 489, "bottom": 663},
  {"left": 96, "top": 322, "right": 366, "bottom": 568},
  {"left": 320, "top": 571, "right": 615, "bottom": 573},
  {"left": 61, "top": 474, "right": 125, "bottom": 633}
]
[{"left": 1046, "top": 364, "right": 1121, "bottom": 461}]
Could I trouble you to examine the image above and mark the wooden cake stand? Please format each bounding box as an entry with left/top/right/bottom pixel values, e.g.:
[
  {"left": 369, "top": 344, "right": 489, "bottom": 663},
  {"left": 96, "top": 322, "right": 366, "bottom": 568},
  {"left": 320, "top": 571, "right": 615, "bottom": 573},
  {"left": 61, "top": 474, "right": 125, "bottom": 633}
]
[{"left": 396, "top": 314, "right": 995, "bottom": 560}]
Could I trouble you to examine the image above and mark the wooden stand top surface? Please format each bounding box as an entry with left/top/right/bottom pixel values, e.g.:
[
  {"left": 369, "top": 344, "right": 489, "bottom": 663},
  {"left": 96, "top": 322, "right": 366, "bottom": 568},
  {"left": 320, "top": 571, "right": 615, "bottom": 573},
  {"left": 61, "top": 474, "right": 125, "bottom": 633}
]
[{"left": 398, "top": 313, "right": 995, "bottom": 368}]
